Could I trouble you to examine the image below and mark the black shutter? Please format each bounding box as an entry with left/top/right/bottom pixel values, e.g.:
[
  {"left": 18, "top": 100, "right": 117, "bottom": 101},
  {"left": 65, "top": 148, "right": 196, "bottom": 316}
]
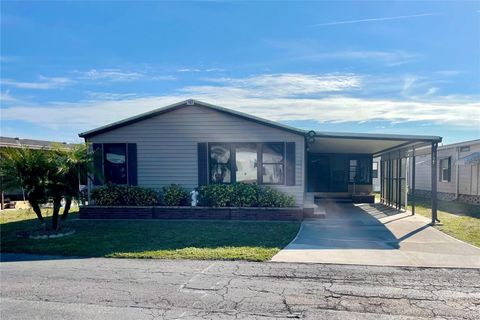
[
  {"left": 198, "top": 143, "right": 208, "bottom": 186},
  {"left": 285, "top": 142, "right": 296, "bottom": 186},
  {"left": 127, "top": 143, "right": 138, "bottom": 186},
  {"left": 92, "top": 143, "right": 103, "bottom": 185}
]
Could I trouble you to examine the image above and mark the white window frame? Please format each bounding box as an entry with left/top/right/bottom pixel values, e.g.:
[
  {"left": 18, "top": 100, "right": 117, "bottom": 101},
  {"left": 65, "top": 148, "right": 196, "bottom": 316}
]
[{"left": 439, "top": 157, "right": 451, "bottom": 182}]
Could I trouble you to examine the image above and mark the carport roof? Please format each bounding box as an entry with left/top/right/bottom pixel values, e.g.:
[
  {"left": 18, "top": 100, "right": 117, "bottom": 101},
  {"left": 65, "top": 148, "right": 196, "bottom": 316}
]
[{"left": 308, "top": 131, "right": 442, "bottom": 156}]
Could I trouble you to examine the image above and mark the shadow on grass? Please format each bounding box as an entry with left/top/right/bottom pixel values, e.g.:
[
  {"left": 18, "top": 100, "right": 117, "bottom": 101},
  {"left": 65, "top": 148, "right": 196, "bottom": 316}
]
[
  {"left": 1, "top": 213, "right": 301, "bottom": 261},
  {"left": 411, "top": 196, "right": 480, "bottom": 218}
]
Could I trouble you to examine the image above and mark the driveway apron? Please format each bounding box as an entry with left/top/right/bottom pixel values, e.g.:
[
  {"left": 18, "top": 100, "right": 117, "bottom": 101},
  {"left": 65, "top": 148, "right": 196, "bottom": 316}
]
[{"left": 272, "top": 203, "right": 480, "bottom": 268}]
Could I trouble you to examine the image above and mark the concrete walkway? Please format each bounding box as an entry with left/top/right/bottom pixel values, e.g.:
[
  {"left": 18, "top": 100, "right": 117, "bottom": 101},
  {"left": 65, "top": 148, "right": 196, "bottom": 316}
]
[{"left": 272, "top": 202, "right": 480, "bottom": 268}]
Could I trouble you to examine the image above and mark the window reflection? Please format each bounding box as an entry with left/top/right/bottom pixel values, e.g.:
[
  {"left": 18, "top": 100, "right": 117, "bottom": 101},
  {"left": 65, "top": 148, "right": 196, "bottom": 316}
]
[
  {"left": 104, "top": 144, "right": 127, "bottom": 184},
  {"left": 235, "top": 143, "right": 257, "bottom": 183},
  {"left": 262, "top": 143, "right": 284, "bottom": 184},
  {"left": 209, "top": 144, "right": 231, "bottom": 183}
]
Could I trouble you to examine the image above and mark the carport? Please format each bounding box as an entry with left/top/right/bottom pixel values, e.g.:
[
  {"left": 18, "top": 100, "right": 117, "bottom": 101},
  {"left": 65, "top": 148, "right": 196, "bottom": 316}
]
[{"left": 305, "top": 131, "right": 443, "bottom": 224}]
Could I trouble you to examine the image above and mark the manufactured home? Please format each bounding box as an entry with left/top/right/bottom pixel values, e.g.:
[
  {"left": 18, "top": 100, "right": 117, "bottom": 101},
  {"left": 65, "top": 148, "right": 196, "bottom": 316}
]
[
  {"left": 409, "top": 139, "right": 480, "bottom": 205},
  {"left": 79, "top": 100, "right": 443, "bottom": 215}
]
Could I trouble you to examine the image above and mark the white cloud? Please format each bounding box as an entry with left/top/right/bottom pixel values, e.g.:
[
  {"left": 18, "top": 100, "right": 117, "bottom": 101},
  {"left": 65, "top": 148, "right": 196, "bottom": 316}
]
[
  {"left": 292, "top": 50, "right": 421, "bottom": 67},
  {"left": 265, "top": 40, "right": 421, "bottom": 66},
  {"left": 74, "top": 68, "right": 176, "bottom": 82},
  {"left": 425, "top": 87, "right": 439, "bottom": 96},
  {"left": 0, "top": 90, "right": 18, "bottom": 103},
  {"left": 77, "top": 69, "right": 144, "bottom": 82},
  {"left": 177, "top": 68, "right": 202, "bottom": 73},
  {"left": 204, "top": 73, "right": 362, "bottom": 97},
  {"left": 85, "top": 92, "right": 139, "bottom": 100},
  {"left": 2, "top": 73, "right": 478, "bottom": 135},
  {"left": 2, "top": 83, "right": 479, "bottom": 133},
  {"left": 313, "top": 13, "right": 439, "bottom": 27},
  {"left": 1, "top": 75, "right": 73, "bottom": 90}
]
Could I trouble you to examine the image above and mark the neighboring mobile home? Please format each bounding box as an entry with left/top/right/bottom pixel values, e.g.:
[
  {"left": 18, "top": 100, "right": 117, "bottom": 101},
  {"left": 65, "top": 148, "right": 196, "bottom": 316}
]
[
  {"left": 409, "top": 139, "right": 480, "bottom": 205},
  {"left": 79, "top": 100, "right": 442, "bottom": 209}
]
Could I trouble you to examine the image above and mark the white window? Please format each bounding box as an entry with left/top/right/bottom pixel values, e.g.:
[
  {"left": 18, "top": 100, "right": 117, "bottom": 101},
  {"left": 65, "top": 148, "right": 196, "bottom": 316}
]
[{"left": 439, "top": 157, "right": 451, "bottom": 182}]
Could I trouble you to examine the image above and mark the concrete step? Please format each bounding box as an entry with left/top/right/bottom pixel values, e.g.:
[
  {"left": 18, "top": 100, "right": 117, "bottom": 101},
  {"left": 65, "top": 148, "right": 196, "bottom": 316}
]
[{"left": 315, "top": 197, "right": 353, "bottom": 204}]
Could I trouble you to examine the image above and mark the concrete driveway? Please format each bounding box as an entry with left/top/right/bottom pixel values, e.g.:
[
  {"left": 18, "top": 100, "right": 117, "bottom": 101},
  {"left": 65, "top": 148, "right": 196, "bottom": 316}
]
[{"left": 272, "top": 202, "right": 480, "bottom": 268}]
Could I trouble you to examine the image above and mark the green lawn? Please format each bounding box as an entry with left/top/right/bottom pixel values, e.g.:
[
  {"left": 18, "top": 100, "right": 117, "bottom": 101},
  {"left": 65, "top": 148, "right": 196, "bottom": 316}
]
[
  {"left": 374, "top": 193, "right": 480, "bottom": 247},
  {"left": 0, "top": 209, "right": 300, "bottom": 261},
  {"left": 408, "top": 197, "right": 480, "bottom": 247}
]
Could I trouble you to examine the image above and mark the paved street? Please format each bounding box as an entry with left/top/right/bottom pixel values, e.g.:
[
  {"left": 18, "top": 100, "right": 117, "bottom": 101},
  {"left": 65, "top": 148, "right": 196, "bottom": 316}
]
[{"left": 1, "top": 254, "right": 479, "bottom": 319}]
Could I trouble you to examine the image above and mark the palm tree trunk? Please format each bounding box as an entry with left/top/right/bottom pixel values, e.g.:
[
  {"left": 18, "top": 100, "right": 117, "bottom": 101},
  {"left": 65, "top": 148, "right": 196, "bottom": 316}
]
[
  {"left": 61, "top": 196, "right": 72, "bottom": 221},
  {"left": 52, "top": 197, "right": 61, "bottom": 230},
  {"left": 27, "top": 191, "right": 44, "bottom": 223}
]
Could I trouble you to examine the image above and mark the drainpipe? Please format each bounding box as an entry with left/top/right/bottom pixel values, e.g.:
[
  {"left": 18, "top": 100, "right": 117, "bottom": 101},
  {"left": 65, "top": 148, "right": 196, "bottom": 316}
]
[{"left": 455, "top": 147, "right": 460, "bottom": 200}]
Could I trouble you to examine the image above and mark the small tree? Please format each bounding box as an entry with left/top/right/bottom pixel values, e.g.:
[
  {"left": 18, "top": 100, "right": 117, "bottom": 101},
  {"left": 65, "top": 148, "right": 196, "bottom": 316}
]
[
  {"left": 49, "top": 144, "right": 93, "bottom": 228},
  {"left": 0, "top": 144, "right": 93, "bottom": 230},
  {"left": 0, "top": 147, "right": 50, "bottom": 224}
]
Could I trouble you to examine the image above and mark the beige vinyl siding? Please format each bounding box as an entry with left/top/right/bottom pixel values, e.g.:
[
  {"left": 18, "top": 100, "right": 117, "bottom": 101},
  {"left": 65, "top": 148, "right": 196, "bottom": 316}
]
[
  {"left": 87, "top": 105, "right": 306, "bottom": 205},
  {"left": 410, "top": 142, "right": 480, "bottom": 196}
]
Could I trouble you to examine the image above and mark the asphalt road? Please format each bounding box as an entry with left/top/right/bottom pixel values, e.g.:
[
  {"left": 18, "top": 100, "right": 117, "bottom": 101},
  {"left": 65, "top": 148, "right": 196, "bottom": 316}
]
[{"left": 1, "top": 254, "right": 479, "bottom": 319}]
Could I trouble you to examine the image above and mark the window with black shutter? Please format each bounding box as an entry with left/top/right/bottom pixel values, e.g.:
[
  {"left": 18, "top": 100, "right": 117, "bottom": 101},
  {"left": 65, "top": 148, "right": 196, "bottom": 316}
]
[{"left": 93, "top": 143, "right": 137, "bottom": 185}]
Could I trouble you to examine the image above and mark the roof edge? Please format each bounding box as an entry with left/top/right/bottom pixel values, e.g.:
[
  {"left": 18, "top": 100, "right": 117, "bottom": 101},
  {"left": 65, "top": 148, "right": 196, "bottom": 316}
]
[
  {"left": 79, "top": 99, "right": 306, "bottom": 139},
  {"left": 313, "top": 131, "right": 442, "bottom": 142}
]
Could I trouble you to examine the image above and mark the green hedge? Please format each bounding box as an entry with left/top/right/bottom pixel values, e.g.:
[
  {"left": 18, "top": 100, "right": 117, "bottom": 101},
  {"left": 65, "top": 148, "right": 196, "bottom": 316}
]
[
  {"left": 199, "top": 183, "right": 295, "bottom": 208},
  {"left": 91, "top": 183, "right": 295, "bottom": 208},
  {"left": 162, "top": 184, "right": 189, "bottom": 206},
  {"left": 91, "top": 184, "right": 159, "bottom": 206}
]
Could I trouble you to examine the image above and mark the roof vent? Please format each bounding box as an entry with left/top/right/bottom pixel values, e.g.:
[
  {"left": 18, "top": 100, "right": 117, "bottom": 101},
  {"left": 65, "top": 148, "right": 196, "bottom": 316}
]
[{"left": 186, "top": 99, "right": 195, "bottom": 106}]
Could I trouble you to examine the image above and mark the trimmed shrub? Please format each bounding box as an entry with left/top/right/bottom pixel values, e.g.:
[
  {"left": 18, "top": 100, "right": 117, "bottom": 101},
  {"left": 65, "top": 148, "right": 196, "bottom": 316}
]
[
  {"left": 258, "top": 187, "right": 295, "bottom": 208},
  {"left": 162, "top": 184, "right": 188, "bottom": 206},
  {"left": 91, "top": 184, "right": 159, "bottom": 206},
  {"left": 199, "top": 184, "right": 233, "bottom": 207},
  {"left": 199, "top": 183, "right": 295, "bottom": 207},
  {"left": 230, "top": 183, "right": 260, "bottom": 207},
  {"left": 128, "top": 186, "right": 159, "bottom": 206}
]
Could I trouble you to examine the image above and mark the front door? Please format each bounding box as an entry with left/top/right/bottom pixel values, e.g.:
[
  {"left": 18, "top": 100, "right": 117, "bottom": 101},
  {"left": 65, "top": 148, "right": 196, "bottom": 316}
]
[
  {"left": 330, "top": 156, "right": 348, "bottom": 192},
  {"left": 308, "top": 154, "right": 348, "bottom": 192}
]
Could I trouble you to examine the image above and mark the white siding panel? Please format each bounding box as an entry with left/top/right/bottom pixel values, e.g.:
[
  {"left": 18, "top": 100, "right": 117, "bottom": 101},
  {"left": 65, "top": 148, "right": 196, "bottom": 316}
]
[
  {"left": 87, "top": 105, "right": 306, "bottom": 205},
  {"left": 410, "top": 142, "right": 480, "bottom": 196}
]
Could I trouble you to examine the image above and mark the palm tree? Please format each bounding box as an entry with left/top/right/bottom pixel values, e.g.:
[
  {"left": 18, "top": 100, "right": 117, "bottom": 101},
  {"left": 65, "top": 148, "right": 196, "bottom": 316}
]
[
  {"left": 0, "top": 147, "right": 50, "bottom": 224},
  {"left": 1, "top": 144, "right": 93, "bottom": 230},
  {"left": 49, "top": 144, "right": 93, "bottom": 228}
]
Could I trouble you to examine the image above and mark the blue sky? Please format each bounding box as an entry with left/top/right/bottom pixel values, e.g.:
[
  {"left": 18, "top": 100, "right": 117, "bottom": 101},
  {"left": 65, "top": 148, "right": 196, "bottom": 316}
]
[{"left": 1, "top": 1, "right": 479, "bottom": 144}]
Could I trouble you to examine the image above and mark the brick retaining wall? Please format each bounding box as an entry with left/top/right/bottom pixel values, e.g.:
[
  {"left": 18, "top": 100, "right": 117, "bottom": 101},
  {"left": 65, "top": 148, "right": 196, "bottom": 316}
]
[{"left": 80, "top": 206, "right": 303, "bottom": 221}]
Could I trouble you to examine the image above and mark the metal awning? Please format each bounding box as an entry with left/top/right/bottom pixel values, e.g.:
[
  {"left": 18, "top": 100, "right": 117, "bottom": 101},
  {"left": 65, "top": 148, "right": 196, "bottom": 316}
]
[
  {"left": 306, "top": 131, "right": 441, "bottom": 155},
  {"left": 457, "top": 152, "right": 480, "bottom": 165}
]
